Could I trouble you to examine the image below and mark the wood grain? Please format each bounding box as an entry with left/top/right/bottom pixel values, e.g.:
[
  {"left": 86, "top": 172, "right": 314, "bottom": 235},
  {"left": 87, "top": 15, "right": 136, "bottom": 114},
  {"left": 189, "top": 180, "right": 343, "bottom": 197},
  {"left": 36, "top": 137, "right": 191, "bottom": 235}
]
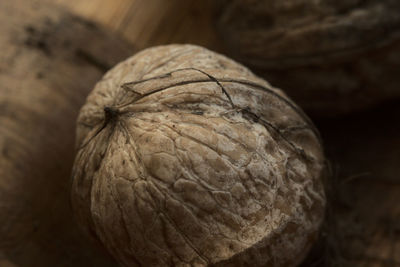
[
  {"left": 0, "top": 0, "right": 133, "bottom": 266},
  {"left": 55, "top": 0, "right": 221, "bottom": 52}
]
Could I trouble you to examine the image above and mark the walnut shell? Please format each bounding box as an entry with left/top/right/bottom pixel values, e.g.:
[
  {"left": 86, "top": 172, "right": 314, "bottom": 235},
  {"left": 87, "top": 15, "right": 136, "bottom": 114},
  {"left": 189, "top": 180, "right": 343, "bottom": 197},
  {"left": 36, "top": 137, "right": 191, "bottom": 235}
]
[
  {"left": 217, "top": 0, "right": 400, "bottom": 116},
  {"left": 71, "top": 44, "right": 326, "bottom": 266}
]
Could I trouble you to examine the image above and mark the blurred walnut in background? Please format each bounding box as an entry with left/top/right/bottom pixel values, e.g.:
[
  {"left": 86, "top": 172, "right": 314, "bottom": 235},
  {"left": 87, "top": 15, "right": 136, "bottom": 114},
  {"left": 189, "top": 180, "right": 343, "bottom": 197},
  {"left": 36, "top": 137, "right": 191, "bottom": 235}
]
[{"left": 217, "top": 0, "right": 400, "bottom": 116}]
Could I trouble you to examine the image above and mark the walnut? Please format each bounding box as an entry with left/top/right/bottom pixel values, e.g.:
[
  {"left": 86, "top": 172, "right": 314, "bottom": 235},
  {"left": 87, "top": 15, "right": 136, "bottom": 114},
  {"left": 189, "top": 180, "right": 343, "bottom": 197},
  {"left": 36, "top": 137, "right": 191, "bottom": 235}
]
[
  {"left": 217, "top": 0, "right": 400, "bottom": 116},
  {"left": 71, "top": 44, "right": 326, "bottom": 266}
]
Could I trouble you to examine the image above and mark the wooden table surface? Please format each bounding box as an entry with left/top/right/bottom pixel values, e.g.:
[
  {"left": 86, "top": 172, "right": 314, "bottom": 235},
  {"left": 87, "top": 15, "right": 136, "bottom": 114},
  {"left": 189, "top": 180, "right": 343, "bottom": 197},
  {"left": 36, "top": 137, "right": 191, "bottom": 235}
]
[{"left": 55, "top": 0, "right": 221, "bottom": 52}]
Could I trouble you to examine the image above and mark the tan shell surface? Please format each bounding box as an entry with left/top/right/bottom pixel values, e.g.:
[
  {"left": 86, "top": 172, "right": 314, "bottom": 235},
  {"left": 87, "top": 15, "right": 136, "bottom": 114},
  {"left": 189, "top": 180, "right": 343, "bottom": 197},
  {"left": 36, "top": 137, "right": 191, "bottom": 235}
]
[{"left": 71, "top": 44, "right": 325, "bottom": 266}]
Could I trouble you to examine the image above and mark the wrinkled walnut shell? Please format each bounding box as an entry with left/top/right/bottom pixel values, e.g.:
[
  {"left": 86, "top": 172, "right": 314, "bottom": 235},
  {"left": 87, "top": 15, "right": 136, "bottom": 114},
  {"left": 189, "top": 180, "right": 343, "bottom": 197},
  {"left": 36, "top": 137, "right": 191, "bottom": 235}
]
[
  {"left": 71, "top": 44, "right": 326, "bottom": 266},
  {"left": 217, "top": 0, "right": 400, "bottom": 116}
]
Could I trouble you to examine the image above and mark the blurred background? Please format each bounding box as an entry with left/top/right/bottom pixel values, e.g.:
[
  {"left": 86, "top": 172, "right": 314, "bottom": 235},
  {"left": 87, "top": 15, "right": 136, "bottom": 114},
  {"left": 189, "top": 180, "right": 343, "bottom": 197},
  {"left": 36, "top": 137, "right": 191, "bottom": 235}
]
[{"left": 55, "top": 0, "right": 220, "bottom": 52}]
